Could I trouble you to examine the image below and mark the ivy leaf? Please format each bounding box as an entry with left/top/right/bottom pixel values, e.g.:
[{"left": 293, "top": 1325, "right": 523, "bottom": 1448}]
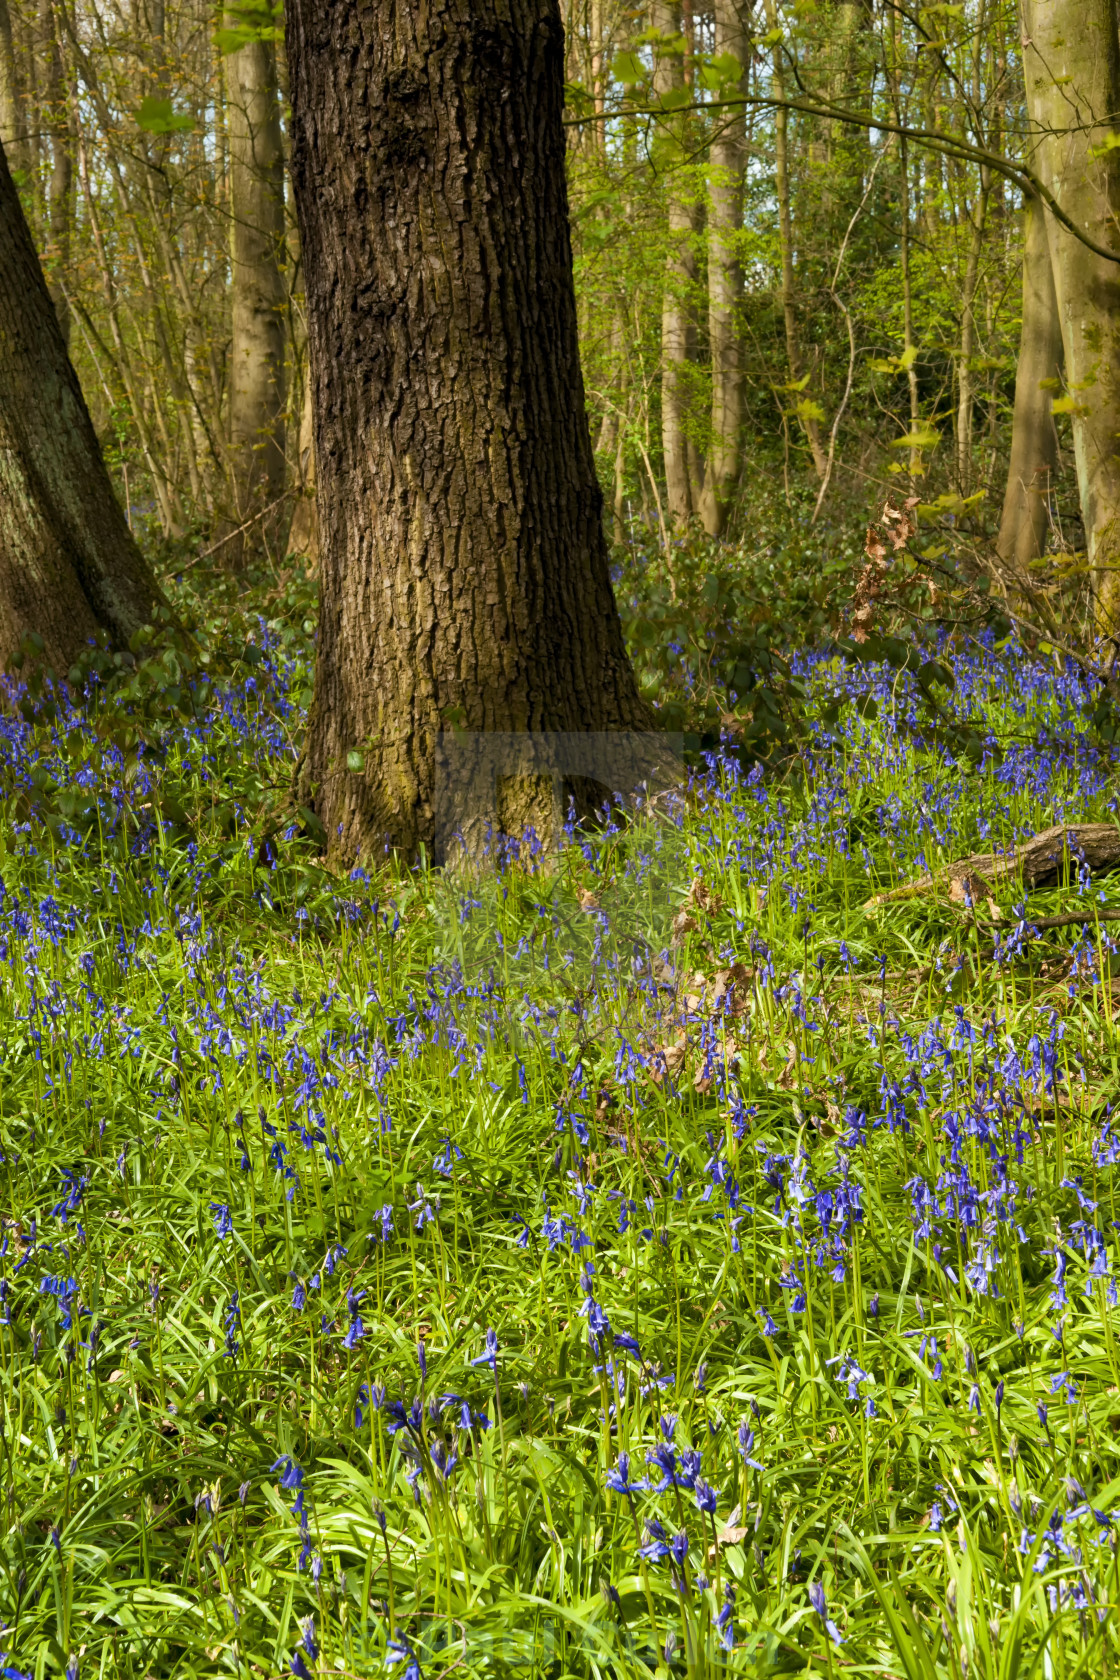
[{"left": 136, "top": 96, "right": 194, "bottom": 134}]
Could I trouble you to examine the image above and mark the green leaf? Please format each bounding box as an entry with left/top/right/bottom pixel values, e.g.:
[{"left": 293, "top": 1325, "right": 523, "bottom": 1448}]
[
  {"left": 891, "top": 426, "right": 940, "bottom": 450},
  {"left": 1089, "top": 129, "right": 1120, "bottom": 158},
  {"left": 136, "top": 96, "right": 195, "bottom": 134},
  {"left": 611, "top": 50, "right": 647, "bottom": 85},
  {"left": 708, "top": 51, "right": 742, "bottom": 82},
  {"left": 346, "top": 750, "right": 365, "bottom": 773},
  {"left": 214, "top": 2, "right": 283, "bottom": 52}
]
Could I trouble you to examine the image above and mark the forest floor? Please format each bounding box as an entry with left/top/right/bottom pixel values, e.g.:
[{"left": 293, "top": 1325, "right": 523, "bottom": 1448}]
[{"left": 2, "top": 604, "right": 1120, "bottom": 1679}]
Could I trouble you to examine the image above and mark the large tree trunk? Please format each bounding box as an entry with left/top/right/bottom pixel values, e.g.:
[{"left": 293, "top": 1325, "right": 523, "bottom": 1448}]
[
  {"left": 699, "top": 0, "right": 749, "bottom": 534},
  {"left": 285, "top": 0, "right": 652, "bottom": 865},
  {"left": 227, "top": 22, "right": 287, "bottom": 564},
  {"left": 1022, "top": 0, "right": 1120, "bottom": 635},
  {"left": 0, "top": 138, "right": 162, "bottom": 670},
  {"left": 997, "top": 191, "right": 1063, "bottom": 570},
  {"left": 653, "top": 0, "right": 699, "bottom": 524}
]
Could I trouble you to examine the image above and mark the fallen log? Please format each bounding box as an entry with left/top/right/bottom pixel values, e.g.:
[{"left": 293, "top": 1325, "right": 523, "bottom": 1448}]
[{"left": 866, "top": 822, "right": 1120, "bottom": 907}]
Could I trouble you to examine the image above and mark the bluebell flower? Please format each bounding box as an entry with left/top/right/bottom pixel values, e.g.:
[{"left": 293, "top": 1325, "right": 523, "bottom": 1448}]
[
  {"left": 470, "top": 1328, "right": 498, "bottom": 1370},
  {"left": 694, "top": 1477, "right": 717, "bottom": 1515},
  {"left": 638, "top": 1518, "right": 670, "bottom": 1562},
  {"left": 385, "top": 1634, "right": 422, "bottom": 1680},
  {"left": 210, "top": 1202, "right": 233, "bottom": 1240},
  {"left": 223, "top": 1291, "right": 241, "bottom": 1360},
  {"left": 717, "top": 1581, "right": 736, "bottom": 1650},
  {"left": 737, "top": 1421, "right": 764, "bottom": 1471},
  {"left": 606, "top": 1452, "right": 641, "bottom": 1497},
  {"left": 271, "top": 1454, "right": 304, "bottom": 1493},
  {"left": 808, "top": 1580, "right": 844, "bottom": 1646}
]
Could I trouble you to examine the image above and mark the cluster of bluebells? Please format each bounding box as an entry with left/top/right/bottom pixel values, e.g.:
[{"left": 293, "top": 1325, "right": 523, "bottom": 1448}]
[{"left": 0, "top": 631, "right": 1118, "bottom": 1675}]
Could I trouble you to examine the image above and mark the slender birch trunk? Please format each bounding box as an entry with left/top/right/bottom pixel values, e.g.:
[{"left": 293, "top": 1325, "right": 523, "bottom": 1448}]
[
  {"left": 699, "top": 0, "right": 750, "bottom": 534},
  {"left": 997, "top": 190, "right": 1063, "bottom": 569},
  {"left": 955, "top": 170, "right": 990, "bottom": 491},
  {"left": 769, "top": 9, "right": 828, "bottom": 481},
  {"left": 39, "top": 0, "right": 72, "bottom": 347},
  {"left": 653, "top": 2, "right": 699, "bottom": 524},
  {"left": 227, "top": 20, "right": 287, "bottom": 563}
]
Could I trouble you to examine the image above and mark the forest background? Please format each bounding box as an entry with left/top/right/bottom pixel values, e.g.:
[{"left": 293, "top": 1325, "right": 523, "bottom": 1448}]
[{"left": 0, "top": 0, "right": 1099, "bottom": 699}]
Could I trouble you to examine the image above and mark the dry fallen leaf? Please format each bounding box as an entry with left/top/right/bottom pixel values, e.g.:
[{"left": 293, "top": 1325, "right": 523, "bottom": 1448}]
[
  {"left": 671, "top": 908, "right": 698, "bottom": 945},
  {"left": 649, "top": 1037, "right": 687, "bottom": 1085},
  {"left": 688, "top": 876, "right": 724, "bottom": 915}
]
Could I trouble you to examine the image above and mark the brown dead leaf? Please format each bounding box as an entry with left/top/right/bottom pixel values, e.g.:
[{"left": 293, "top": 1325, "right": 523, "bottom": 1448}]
[
  {"left": 671, "top": 908, "right": 698, "bottom": 946},
  {"left": 949, "top": 870, "right": 993, "bottom": 907},
  {"left": 711, "top": 962, "right": 753, "bottom": 1015},
  {"left": 577, "top": 887, "right": 601, "bottom": 911},
  {"left": 649, "top": 1037, "right": 687, "bottom": 1085},
  {"left": 688, "top": 876, "right": 724, "bottom": 915}
]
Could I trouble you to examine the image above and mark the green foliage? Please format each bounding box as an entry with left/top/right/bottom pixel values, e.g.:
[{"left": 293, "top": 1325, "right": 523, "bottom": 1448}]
[
  {"left": 214, "top": 0, "right": 284, "bottom": 54},
  {"left": 135, "top": 96, "right": 195, "bottom": 135}
]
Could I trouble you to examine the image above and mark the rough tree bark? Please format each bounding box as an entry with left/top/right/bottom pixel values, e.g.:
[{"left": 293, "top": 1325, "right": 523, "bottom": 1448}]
[
  {"left": 652, "top": 0, "right": 699, "bottom": 524},
  {"left": 227, "top": 19, "right": 287, "bottom": 562},
  {"left": 285, "top": 0, "right": 652, "bottom": 865},
  {"left": 0, "top": 138, "right": 162, "bottom": 669},
  {"left": 699, "top": 0, "right": 749, "bottom": 533},
  {"left": 997, "top": 191, "right": 1063, "bottom": 570},
  {"left": 1022, "top": 0, "right": 1120, "bottom": 634}
]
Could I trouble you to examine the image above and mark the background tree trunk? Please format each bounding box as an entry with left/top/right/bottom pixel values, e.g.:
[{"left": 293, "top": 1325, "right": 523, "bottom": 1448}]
[
  {"left": 997, "top": 191, "right": 1062, "bottom": 571},
  {"left": 286, "top": 0, "right": 651, "bottom": 865},
  {"left": 227, "top": 21, "right": 286, "bottom": 564},
  {"left": 768, "top": 5, "right": 828, "bottom": 482},
  {"left": 699, "top": 0, "right": 749, "bottom": 533},
  {"left": 285, "top": 373, "right": 318, "bottom": 567},
  {"left": 653, "top": 0, "right": 699, "bottom": 524},
  {"left": 0, "top": 0, "right": 28, "bottom": 179},
  {"left": 1022, "top": 0, "right": 1120, "bottom": 634},
  {"left": 0, "top": 138, "right": 162, "bottom": 670},
  {"left": 40, "top": 0, "right": 72, "bottom": 347}
]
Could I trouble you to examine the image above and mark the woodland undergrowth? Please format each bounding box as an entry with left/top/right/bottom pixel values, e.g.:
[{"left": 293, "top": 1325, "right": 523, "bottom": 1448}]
[{"left": 1, "top": 564, "right": 1120, "bottom": 1678}]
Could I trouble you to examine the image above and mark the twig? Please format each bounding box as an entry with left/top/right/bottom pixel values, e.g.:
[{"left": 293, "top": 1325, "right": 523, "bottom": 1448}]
[
  {"left": 811, "top": 150, "right": 887, "bottom": 525},
  {"left": 172, "top": 491, "right": 296, "bottom": 576}
]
